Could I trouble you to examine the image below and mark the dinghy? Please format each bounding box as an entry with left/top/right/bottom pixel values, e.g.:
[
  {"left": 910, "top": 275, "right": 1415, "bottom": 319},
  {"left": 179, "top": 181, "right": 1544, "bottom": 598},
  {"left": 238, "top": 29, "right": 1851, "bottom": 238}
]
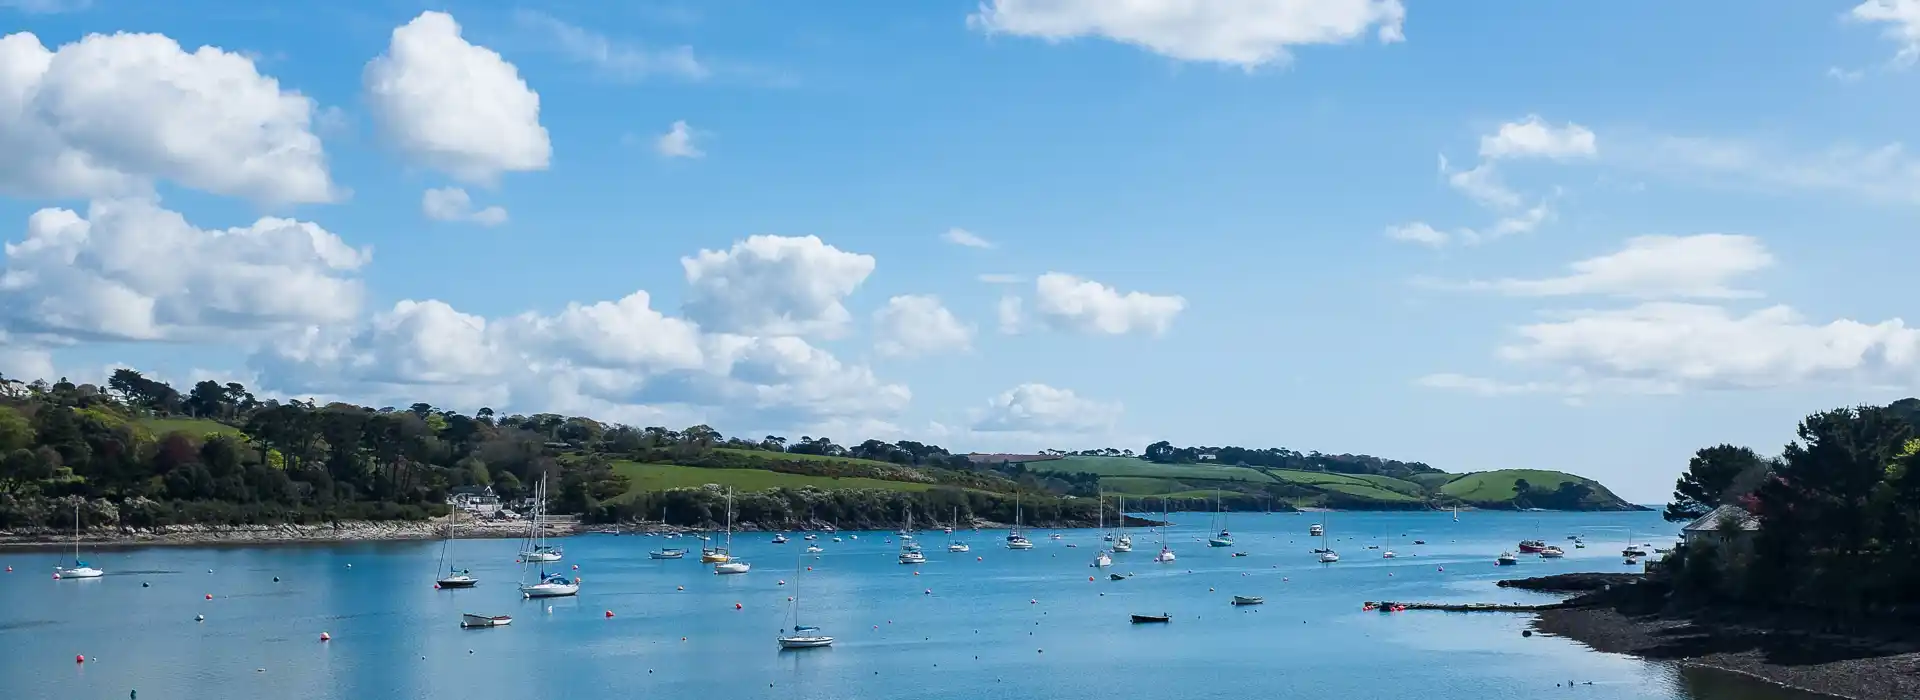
[{"left": 460, "top": 613, "right": 512, "bottom": 628}]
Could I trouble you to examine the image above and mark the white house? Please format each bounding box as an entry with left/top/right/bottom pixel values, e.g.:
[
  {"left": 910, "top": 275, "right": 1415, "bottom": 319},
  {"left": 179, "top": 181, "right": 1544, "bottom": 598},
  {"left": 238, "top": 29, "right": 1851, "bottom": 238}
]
[
  {"left": 1197, "top": 453, "right": 1217, "bottom": 461},
  {"left": 1681, "top": 504, "right": 1760, "bottom": 553},
  {"left": 448, "top": 485, "right": 501, "bottom": 513}
]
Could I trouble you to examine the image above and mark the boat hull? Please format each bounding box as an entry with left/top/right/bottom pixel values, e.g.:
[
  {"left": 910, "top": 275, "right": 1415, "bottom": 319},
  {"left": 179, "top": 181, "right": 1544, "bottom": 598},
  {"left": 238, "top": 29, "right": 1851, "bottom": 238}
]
[
  {"left": 650, "top": 551, "right": 686, "bottom": 559},
  {"left": 56, "top": 567, "right": 104, "bottom": 579},
  {"left": 1130, "top": 615, "right": 1171, "bottom": 623},
  {"left": 520, "top": 582, "right": 579, "bottom": 598},
  {"left": 461, "top": 614, "right": 512, "bottom": 628},
  {"left": 714, "top": 562, "right": 751, "bottom": 574},
  {"left": 1207, "top": 538, "right": 1233, "bottom": 547},
  {"left": 778, "top": 636, "right": 834, "bottom": 649},
  {"left": 521, "top": 551, "right": 563, "bottom": 563},
  {"left": 1231, "top": 596, "right": 1265, "bottom": 606},
  {"left": 436, "top": 576, "right": 479, "bottom": 588}
]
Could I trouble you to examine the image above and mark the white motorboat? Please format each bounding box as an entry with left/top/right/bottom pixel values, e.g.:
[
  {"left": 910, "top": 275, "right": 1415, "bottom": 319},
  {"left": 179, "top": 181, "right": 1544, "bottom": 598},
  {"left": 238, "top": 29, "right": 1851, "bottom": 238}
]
[
  {"left": 1497, "top": 552, "right": 1519, "bottom": 566},
  {"left": 805, "top": 545, "right": 824, "bottom": 554},
  {"left": 1092, "top": 551, "right": 1112, "bottom": 567},
  {"left": 1539, "top": 546, "right": 1566, "bottom": 559},
  {"left": 898, "top": 549, "right": 926, "bottom": 564},
  {"left": 947, "top": 542, "right": 969, "bottom": 553},
  {"left": 1318, "top": 551, "right": 1340, "bottom": 563},
  {"left": 55, "top": 503, "right": 103, "bottom": 579},
  {"left": 1381, "top": 549, "right": 1396, "bottom": 559},
  {"left": 1006, "top": 536, "right": 1034, "bottom": 550},
  {"left": 1154, "top": 547, "right": 1177, "bottom": 563},
  {"left": 650, "top": 548, "right": 687, "bottom": 560},
  {"left": 715, "top": 561, "right": 751, "bottom": 575},
  {"left": 1049, "top": 533, "right": 1063, "bottom": 540},
  {"left": 461, "top": 613, "right": 512, "bottom": 628},
  {"left": 1309, "top": 523, "right": 1325, "bottom": 537},
  {"left": 772, "top": 534, "right": 789, "bottom": 544},
  {"left": 804, "top": 534, "right": 817, "bottom": 541}
]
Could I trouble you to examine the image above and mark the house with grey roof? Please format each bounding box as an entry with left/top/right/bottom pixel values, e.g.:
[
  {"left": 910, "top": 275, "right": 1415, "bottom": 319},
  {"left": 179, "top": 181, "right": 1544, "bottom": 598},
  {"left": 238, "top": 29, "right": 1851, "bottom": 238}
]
[{"left": 1681, "top": 504, "right": 1760, "bottom": 555}]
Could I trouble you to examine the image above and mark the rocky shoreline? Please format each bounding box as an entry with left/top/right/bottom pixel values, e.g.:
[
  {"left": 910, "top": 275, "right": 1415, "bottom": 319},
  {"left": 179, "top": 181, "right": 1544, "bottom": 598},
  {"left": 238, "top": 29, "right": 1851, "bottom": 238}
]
[{"left": 1510, "top": 576, "right": 1920, "bottom": 700}]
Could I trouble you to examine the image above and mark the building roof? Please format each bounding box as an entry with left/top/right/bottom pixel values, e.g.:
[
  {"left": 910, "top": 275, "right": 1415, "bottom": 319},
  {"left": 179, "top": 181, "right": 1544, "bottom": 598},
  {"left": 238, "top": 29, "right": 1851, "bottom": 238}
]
[
  {"left": 448, "top": 485, "right": 495, "bottom": 497},
  {"left": 1682, "top": 504, "right": 1760, "bottom": 533}
]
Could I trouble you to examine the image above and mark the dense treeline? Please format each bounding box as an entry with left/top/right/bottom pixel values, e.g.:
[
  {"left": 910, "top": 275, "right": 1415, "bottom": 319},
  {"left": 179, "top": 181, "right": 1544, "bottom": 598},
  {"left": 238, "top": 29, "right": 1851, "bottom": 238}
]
[
  {"left": 1141, "top": 440, "right": 1441, "bottom": 480},
  {"left": 0, "top": 368, "right": 1103, "bottom": 532},
  {"left": 1663, "top": 398, "right": 1920, "bottom": 616}
]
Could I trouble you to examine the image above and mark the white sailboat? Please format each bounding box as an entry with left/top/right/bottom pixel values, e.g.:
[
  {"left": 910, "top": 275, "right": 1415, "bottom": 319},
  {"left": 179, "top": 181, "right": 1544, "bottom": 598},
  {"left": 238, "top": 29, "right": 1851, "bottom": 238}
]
[
  {"left": 1092, "top": 550, "right": 1112, "bottom": 567},
  {"left": 1113, "top": 494, "right": 1133, "bottom": 552},
  {"left": 1153, "top": 498, "right": 1176, "bottom": 563},
  {"left": 1006, "top": 492, "right": 1034, "bottom": 549},
  {"left": 1316, "top": 513, "right": 1339, "bottom": 563},
  {"left": 947, "top": 507, "right": 970, "bottom": 553},
  {"left": 518, "top": 478, "right": 578, "bottom": 598},
  {"left": 1207, "top": 490, "right": 1233, "bottom": 547},
  {"left": 518, "top": 474, "right": 563, "bottom": 563},
  {"left": 778, "top": 546, "right": 832, "bottom": 649},
  {"left": 435, "top": 512, "right": 477, "bottom": 588},
  {"left": 714, "top": 488, "right": 751, "bottom": 574},
  {"left": 898, "top": 508, "right": 926, "bottom": 564},
  {"left": 1100, "top": 490, "right": 1115, "bottom": 541},
  {"left": 54, "top": 503, "right": 102, "bottom": 580}
]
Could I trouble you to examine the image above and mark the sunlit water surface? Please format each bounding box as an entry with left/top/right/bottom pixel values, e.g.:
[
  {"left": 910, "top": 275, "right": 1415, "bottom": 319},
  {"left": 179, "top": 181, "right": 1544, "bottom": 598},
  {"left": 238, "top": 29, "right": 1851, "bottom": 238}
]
[{"left": 0, "top": 511, "right": 1827, "bottom": 699}]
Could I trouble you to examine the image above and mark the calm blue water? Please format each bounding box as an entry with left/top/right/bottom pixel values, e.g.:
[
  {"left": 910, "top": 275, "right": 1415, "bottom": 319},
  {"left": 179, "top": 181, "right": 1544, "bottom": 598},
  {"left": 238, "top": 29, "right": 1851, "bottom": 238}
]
[{"left": 0, "top": 511, "right": 1821, "bottom": 700}]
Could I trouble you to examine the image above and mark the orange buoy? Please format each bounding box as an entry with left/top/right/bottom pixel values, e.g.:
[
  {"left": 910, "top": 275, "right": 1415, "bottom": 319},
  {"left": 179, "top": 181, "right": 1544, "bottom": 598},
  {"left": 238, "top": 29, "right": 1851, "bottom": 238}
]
[
  {"left": 319, "top": 632, "right": 331, "bottom": 642},
  {"left": 734, "top": 603, "right": 742, "bottom": 610},
  {"left": 205, "top": 594, "right": 213, "bottom": 600},
  {"left": 778, "top": 580, "right": 786, "bottom": 586},
  {"left": 433, "top": 584, "right": 441, "bottom": 590},
  {"left": 53, "top": 573, "right": 60, "bottom": 580},
  {"left": 604, "top": 610, "right": 614, "bottom": 618},
  {"left": 572, "top": 565, "right": 579, "bottom": 570},
  {"left": 75, "top": 654, "right": 84, "bottom": 663},
  {"left": 913, "top": 571, "right": 919, "bottom": 576},
  {"left": 1029, "top": 599, "right": 1037, "bottom": 604},
  {"left": 976, "top": 556, "right": 983, "bottom": 561},
  {"left": 1089, "top": 576, "right": 1094, "bottom": 581},
  {"left": 806, "top": 566, "right": 812, "bottom": 571}
]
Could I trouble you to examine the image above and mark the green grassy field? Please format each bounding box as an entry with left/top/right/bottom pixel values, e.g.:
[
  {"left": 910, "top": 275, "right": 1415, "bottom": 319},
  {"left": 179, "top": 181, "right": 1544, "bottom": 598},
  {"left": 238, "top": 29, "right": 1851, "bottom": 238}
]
[
  {"left": 1263, "top": 469, "right": 1423, "bottom": 502},
  {"left": 1439, "top": 469, "right": 1600, "bottom": 503},
  {"left": 139, "top": 417, "right": 243, "bottom": 437},
  {"left": 607, "top": 461, "right": 932, "bottom": 502},
  {"left": 1407, "top": 473, "right": 1457, "bottom": 491},
  {"left": 713, "top": 448, "right": 902, "bottom": 469},
  {"left": 1096, "top": 476, "right": 1193, "bottom": 495},
  {"left": 1033, "top": 455, "right": 1276, "bottom": 483}
]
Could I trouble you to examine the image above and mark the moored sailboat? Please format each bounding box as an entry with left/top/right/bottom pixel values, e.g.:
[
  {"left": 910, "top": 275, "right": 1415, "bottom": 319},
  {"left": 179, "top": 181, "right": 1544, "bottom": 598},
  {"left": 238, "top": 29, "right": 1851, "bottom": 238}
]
[
  {"left": 714, "top": 488, "right": 750, "bottom": 574},
  {"left": 778, "top": 546, "right": 832, "bottom": 649},
  {"left": 1207, "top": 490, "right": 1233, "bottom": 547},
  {"left": 54, "top": 503, "right": 102, "bottom": 580},
  {"left": 435, "top": 513, "right": 478, "bottom": 588}
]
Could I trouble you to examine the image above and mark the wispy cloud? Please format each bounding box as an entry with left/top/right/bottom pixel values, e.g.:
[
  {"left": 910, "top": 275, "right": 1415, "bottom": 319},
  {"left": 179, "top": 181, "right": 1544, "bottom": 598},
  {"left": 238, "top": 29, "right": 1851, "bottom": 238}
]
[
  {"left": 942, "top": 228, "right": 994, "bottom": 249},
  {"left": 515, "top": 10, "right": 709, "bottom": 82},
  {"left": 1615, "top": 133, "right": 1920, "bottom": 205}
]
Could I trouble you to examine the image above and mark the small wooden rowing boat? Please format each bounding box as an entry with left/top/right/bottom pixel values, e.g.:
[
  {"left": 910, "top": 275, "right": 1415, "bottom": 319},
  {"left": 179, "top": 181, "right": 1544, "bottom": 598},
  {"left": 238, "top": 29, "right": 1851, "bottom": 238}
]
[
  {"left": 460, "top": 613, "right": 512, "bottom": 628},
  {"left": 1231, "top": 596, "right": 1264, "bottom": 606},
  {"left": 1130, "top": 613, "right": 1171, "bottom": 623}
]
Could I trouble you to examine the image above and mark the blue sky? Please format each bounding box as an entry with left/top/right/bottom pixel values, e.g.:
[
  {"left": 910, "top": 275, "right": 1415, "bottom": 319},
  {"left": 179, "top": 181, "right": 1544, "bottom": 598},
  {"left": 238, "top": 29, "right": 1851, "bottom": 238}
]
[{"left": 4, "top": 0, "right": 1920, "bottom": 501}]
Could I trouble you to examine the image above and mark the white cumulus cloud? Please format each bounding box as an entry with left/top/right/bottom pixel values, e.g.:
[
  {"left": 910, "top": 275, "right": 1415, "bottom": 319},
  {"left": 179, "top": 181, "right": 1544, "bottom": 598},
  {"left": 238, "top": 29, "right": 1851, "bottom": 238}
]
[
  {"left": 421, "top": 187, "right": 508, "bottom": 226},
  {"left": 364, "top": 11, "right": 550, "bottom": 183},
  {"left": 967, "top": 0, "right": 1406, "bottom": 68},
  {"left": 680, "top": 235, "right": 876, "bottom": 337},
  {"left": 873, "top": 295, "right": 974, "bottom": 357},
  {"left": 1450, "top": 234, "right": 1774, "bottom": 300},
  {"left": 0, "top": 30, "right": 336, "bottom": 204},
  {"left": 1850, "top": 0, "right": 1920, "bottom": 67},
  {"left": 1479, "top": 115, "right": 1598, "bottom": 161},
  {"left": 1493, "top": 302, "right": 1920, "bottom": 391},
  {"left": 657, "top": 120, "right": 703, "bottom": 158},
  {"left": 972, "top": 383, "right": 1122, "bottom": 433},
  {"left": 0, "top": 199, "right": 368, "bottom": 342},
  {"left": 1031, "top": 272, "right": 1185, "bottom": 336}
]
